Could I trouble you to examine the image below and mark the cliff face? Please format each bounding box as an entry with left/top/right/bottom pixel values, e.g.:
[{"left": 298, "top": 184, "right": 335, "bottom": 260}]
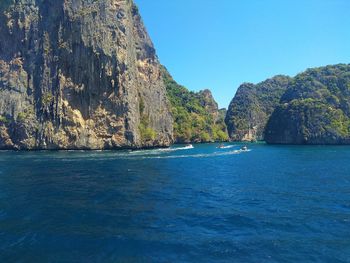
[
  {"left": 225, "top": 76, "right": 291, "bottom": 141},
  {"left": 265, "top": 64, "right": 350, "bottom": 144},
  {"left": 226, "top": 64, "right": 350, "bottom": 145},
  {"left": 0, "top": 0, "right": 173, "bottom": 150},
  {"left": 161, "top": 66, "right": 228, "bottom": 143}
]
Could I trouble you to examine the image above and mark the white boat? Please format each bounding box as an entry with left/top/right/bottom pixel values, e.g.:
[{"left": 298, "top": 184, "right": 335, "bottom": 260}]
[{"left": 241, "top": 146, "right": 248, "bottom": 151}]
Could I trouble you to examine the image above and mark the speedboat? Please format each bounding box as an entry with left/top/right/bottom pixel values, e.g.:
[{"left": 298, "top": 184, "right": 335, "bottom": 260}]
[
  {"left": 241, "top": 145, "right": 248, "bottom": 151},
  {"left": 217, "top": 144, "right": 225, "bottom": 149}
]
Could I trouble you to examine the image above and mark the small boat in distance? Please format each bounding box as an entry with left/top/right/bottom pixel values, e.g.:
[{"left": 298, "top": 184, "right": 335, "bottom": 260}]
[
  {"left": 241, "top": 145, "right": 248, "bottom": 151},
  {"left": 217, "top": 144, "right": 225, "bottom": 149},
  {"left": 185, "top": 144, "right": 193, "bottom": 149}
]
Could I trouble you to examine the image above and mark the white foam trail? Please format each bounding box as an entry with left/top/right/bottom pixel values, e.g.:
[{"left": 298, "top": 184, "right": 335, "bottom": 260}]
[
  {"left": 42, "top": 149, "right": 251, "bottom": 162},
  {"left": 130, "top": 145, "right": 194, "bottom": 155},
  {"left": 139, "top": 149, "right": 251, "bottom": 159},
  {"left": 25, "top": 146, "right": 251, "bottom": 162},
  {"left": 220, "top": 145, "right": 235, "bottom": 149},
  {"left": 161, "top": 145, "right": 194, "bottom": 151}
]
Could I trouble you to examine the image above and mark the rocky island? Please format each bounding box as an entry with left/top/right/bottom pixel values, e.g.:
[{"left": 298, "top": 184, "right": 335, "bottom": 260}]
[
  {"left": 226, "top": 64, "right": 350, "bottom": 145},
  {"left": 0, "top": 0, "right": 349, "bottom": 149},
  {"left": 265, "top": 64, "right": 350, "bottom": 144},
  {"left": 225, "top": 75, "right": 291, "bottom": 141},
  {"left": 0, "top": 0, "right": 230, "bottom": 150},
  {"left": 0, "top": 0, "right": 173, "bottom": 150}
]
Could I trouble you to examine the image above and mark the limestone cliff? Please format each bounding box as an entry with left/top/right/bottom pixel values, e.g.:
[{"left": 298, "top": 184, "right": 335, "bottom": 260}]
[
  {"left": 265, "top": 64, "right": 350, "bottom": 144},
  {"left": 225, "top": 76, "right": 291, "bottom": 141},
  {"left": 226, "top": 64, "right": 350, "bottom": 144},
  {"left": 0, "top": 0, "right": 173, "bottom": 150}
]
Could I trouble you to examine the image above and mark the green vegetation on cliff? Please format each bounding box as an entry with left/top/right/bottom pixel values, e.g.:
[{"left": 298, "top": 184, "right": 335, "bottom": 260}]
[
  {"left": 265, "top": 64, "right": 350, "bottom": 144},
  {"left": 138, "top": 97, "right": 157, "bottom": 143},
  {"left": 161, "top": 67, "right": 228, "bottom": 143},
  {"left": 225, "top": 76, "right": 291, "bottom": 141},
  {"left": 0, "top": 115, "right": 8, "bottom": 124},
  {"left": 139, "top": 119, "right": 157, "bottom": 142},
  {"left": 226, "top": 64, "right": 350, "bottom": 145}
]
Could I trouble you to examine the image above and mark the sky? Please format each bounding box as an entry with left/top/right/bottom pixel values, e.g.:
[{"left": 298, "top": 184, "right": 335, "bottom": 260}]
[{"left": 134, "top": 0, "right": 350, "bottom": 108}]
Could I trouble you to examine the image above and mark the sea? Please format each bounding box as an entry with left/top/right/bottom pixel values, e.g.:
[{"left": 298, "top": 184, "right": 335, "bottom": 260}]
[{"left": 0, "top": 143, "right": 349, "bottom": 262}]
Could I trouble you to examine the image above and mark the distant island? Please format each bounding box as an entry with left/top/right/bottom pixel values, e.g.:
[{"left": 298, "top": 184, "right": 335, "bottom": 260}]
[
  {"left": 225, "top": 64, "right": 350, "bottom": 145},
  {"left": 0, "top": 0, "right": 349, "bottom": 149}
]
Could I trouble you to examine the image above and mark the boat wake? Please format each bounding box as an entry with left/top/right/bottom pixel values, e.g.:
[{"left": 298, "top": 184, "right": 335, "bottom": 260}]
[
  {"left": 219, "top": 145, "right": 235, "bottom": 149},
  {"left": 130, "top": 145, "right": 194, "bottom": 155},
  {"left": 160, "top": 145, "right": 194, "bottom": 151},
  {"left": 138, "top": 149, "right": 251, "bottom": 159},
  {"left": 29, "top": 146, "right": 250, "bottom": 162}
]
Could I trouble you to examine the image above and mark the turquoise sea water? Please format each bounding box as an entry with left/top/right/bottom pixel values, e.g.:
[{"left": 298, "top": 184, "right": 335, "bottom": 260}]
[{"left": 0, "top": 143, "right": 349, "bottom": 262}]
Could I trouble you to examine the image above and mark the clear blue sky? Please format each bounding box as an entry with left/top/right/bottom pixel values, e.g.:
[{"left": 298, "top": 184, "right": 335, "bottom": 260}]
[{"left": 134, "top": 0, "right": 350, "bottom": 108}]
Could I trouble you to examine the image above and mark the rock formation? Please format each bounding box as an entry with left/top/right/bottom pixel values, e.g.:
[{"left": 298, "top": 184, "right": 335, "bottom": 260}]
[
  {"left": 0, "top": 0, "right": 173, "bottom": 150},
  {"left": 265, "top": 64, "right": 350, "bottom": 144},
  {"left": 162, "top": 66, "right": 228, "bottom": 143},
  {"left": 226, "top": 64, "right": 350, "bottom": 145},
  {"left": 225, "top": 76, "right": 291, "bottom": 141}
]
